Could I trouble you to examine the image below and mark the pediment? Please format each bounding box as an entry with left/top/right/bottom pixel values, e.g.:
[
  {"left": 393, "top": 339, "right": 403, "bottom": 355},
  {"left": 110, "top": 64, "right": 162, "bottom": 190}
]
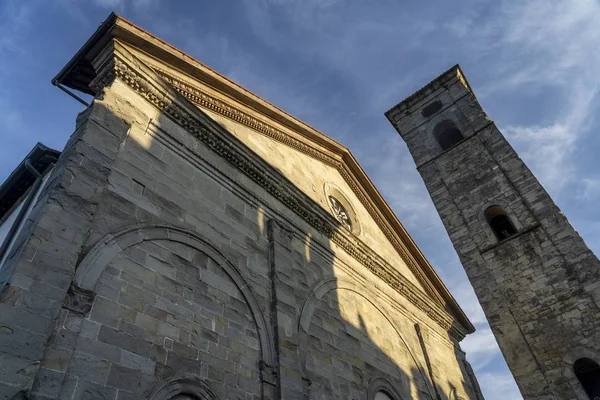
[{"left": 54, "top": 13, "right": 474, "bottom": 337}]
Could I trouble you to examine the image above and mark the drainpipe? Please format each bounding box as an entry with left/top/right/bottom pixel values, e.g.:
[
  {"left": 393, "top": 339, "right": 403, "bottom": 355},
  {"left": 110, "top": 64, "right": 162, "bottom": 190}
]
[
  {"left": 52, "top": 79, "right": 90, "bottom": 107},
  {"left": 0, "top": 160, "right": 44, "bottom": 263}
]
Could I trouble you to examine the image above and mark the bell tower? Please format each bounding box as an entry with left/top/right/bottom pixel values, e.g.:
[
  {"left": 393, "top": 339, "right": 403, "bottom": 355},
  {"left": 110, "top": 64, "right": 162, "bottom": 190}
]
[{"left": 385, "top": 65, "right": 600, "bottom": 399}]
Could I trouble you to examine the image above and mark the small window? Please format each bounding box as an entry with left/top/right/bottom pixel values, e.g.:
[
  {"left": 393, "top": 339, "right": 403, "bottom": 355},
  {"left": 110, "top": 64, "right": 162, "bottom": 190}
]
[
  {"left": 434, "top": 120, "right": 464, "bottom": 150},
  {"left": 574, "top": 358, "right": 600, "bottom": 398},
  {"left": 485, "top": 206, "right": 517, "bottom": 240},
  {"left": 421, "top": 100, "right": 443, "bottom": 117}
]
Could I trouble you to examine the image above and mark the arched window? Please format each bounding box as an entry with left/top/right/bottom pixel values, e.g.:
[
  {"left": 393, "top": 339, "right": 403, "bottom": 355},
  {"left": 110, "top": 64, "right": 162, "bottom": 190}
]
[
  {"left": 434, "top": 120, "right": 464, "bottom": 151},
  {"left": 148, "top": 376, "right": 217, "bottom": 400},
  {"left": 484, "top": 206, "right": 517, "bottom": 240},
  {"left": 374, "top": 391, "right": 394, "bottom": 400},
  {"left": 574, "top": 358, "right": 600, "bottom": 398}
]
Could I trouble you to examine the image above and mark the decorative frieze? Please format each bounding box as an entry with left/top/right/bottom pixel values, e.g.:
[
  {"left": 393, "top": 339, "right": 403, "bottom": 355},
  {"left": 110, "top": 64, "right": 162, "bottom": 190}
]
[
  {"left": 95, "top": 51, "right": 467, "bottom": 340},
  {"left": 155, "top": 70, "right": 445, "bottom": 308}
]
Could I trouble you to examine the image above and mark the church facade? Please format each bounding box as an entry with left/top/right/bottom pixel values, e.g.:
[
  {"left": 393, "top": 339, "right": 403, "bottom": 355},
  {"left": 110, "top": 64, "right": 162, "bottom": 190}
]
[{"left": 0, "top": 14, "right": 482, "bottom": 400}]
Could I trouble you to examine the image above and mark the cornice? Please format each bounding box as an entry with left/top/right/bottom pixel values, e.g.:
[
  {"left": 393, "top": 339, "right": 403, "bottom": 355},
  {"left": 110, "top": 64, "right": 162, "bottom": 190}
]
[
  {"left": 54, "top": 12, "right": 474, "bottom": 335},
  {"left": 152, "top": 69, "right": 447, "bottom": 309},
  {"left": 93, "top": 46, "right": 469, "bottom": 341},
  {"left": 384, "top": 64, "right": 475, "bottom": 117},
  {"left": 154, "top": 70, "right": 341, "bottom": 168}
]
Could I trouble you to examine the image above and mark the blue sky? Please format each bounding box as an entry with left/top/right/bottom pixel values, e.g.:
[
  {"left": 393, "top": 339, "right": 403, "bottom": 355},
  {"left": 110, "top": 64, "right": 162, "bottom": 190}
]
[{"left": 2, "top": 1, "right": 600, "bottom": 398}]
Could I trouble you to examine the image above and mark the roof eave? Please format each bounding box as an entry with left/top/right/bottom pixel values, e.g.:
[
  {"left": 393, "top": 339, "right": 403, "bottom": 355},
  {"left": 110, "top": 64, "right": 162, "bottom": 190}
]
[{"left": 52, "top": 12, "right": 119, "bottom": 94}]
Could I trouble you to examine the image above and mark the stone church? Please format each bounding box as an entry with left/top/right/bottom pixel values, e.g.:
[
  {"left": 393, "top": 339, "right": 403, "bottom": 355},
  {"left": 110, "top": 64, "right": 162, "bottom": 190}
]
[{"left": 0, "top": 11, "right": 596, "bottom": 400}]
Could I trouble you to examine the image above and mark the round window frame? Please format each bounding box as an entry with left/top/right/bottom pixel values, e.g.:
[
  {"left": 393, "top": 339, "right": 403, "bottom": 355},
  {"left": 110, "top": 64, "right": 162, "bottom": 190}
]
[{"left": 323, "top": 182, "right": 361, "bottom": 235}]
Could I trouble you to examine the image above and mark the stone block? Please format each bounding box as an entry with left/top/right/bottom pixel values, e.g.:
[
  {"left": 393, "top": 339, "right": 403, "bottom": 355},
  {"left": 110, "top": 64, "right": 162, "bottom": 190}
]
[
  {"left": 30, "top": 367, "right": 64, "bottom": 398},
  {"left": 106, "top": 364, "right": 156, "bottom": 393},
  {"left": 0, "top": 324, "right": 46, "bottom": 360},
  {"left": 73, "top": 378, "right": 117, "bottom": 400},
  {"left": 119, "top": 350, "right": 157, "bottom": 375},
  {"left": 68, "top": 351, "right": 111, "bottom": 384},
  {"left": 98, "top": 325, "right": 152, "bottom": 358}
]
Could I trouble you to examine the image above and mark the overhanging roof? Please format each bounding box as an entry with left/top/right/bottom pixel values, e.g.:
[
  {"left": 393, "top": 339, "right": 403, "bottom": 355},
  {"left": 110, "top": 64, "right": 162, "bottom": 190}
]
[{"left": 0, "top": 143, "right": 61, "bottom": 221}]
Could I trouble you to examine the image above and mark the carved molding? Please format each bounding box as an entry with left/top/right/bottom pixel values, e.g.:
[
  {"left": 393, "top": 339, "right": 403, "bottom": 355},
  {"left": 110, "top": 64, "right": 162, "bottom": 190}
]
[
  {"left": 93, "top": 50, "right": 467, "bottom": 340},
  {"left": 148, "top": 375, "right": 217, "bottom": 399},
  {"left": 298, "top": 277, "right": 437, "bottom": 400},
  {"left": 259, "top": 360, "right": 278, "bottom": 387},
  {"left": 62, "top": 284, "right": 95, "bottom": 316},
  {"left": 155, "top": 70, "right": 341, "bottom": 168},
  {"left": 156, "top": 70, "right": 444, "bottom": 307},
  {"left": 74, "top": 223, "right": 277, "bottom": 368},
  {"left": 367, "top": 377, "right": 404, "bottom": 400}
]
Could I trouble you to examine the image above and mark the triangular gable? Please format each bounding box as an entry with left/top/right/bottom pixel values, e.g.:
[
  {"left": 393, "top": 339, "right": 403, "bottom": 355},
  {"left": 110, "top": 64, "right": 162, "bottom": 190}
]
[{"left": 54, "top": 13, "right": 474, "bottom": 337}]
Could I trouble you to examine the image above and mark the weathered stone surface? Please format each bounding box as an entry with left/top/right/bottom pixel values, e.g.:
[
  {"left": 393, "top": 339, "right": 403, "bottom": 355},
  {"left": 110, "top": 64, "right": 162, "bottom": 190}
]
[
  {"left": 387, "top": 65, "right": 600, "bottom": 399},
  {"left": 0, "top": 18, "right": 484, "bottom": 400}
]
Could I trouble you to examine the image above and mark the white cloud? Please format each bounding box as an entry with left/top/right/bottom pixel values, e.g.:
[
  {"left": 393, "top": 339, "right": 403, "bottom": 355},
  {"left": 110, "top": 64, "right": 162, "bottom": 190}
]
[
  {"left": 0, "top": 1, "right": 34, "bottom": 58},
  {"left": 447, "top": 280, "right": 487, "bottom": 326},
  {"left": 577, "top": 178, "right": 600, "bottom": 201},
  {"left": 503, "top": 122, "right": 576, "bottom": 193},
  {"left": 477, "top": 371, "right": 523, "bottom": 400},
  {"left": 470, "top": 0, "right": 600, "bottom": 194},
  {"left": 462, "top": 327, "right": 500, "bottom": 370}
]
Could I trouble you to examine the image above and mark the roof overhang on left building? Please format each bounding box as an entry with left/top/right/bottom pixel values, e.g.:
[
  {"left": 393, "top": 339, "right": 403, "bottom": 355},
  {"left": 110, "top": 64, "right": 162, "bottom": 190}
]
[
  {"left": 52, "top": 12, "right": 120, "bottom": 94},
  {"left": 0, "top": 143, "right": 61, "bottom": 221}
]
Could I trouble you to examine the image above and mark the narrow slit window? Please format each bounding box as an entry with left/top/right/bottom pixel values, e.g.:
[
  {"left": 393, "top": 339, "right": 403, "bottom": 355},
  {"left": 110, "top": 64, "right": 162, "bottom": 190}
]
[
  {"left": 574, "top": 358, "right": 600, "bottom": 398},
  {"left": 433, "top": 120, "right": 464, "bottom": 150},
  {"left": 485, "top": 206, "right": 517, "bottom": 240}
]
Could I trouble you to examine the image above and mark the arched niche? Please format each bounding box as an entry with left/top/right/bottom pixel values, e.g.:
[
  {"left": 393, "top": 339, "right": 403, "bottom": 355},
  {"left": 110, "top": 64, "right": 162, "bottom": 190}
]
[
  {"left": 484, "top": 205, "right": 517, "bottom": 241},
  {"left": 478, "top": 201, "right": 523, "bottom": 245},
  {"left": 147, "top": 375, "right": 217, "bottom": 399},
  {"left": 298, "top": 277, "right": 435, "bottom": 399},
  {"left": 73, "top": 223, "right": 276, "bottom": 368},
  {"left": 369, "top": 377, "right": 403, "bottom": 400}
]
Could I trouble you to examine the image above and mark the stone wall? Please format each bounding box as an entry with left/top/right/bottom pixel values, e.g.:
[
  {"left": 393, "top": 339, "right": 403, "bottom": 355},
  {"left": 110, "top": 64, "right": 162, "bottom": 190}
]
[
  {"left": 0, "top": 57, "right": 481, "bottom": 400},
  {"left": 387, "top": 66, "right": 600, "bottom": 399}
]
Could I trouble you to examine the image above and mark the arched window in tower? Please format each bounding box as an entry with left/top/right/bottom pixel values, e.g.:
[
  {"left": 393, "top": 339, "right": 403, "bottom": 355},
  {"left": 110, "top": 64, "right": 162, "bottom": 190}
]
[
  {"left": 574, "top": 358, "right": 600, "bottom": 398},
  {"left": 433, "top": 120, "right": 464, "bottom": 150},
  {"left": 484, "top": 206, "right": 517, "bottom": 240}
]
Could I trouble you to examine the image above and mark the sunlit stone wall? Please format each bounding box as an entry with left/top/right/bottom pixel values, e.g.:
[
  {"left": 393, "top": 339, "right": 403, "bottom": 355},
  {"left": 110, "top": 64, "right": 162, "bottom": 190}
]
[{"left": 0, "top": 63, "right": 481, "bottom": 400}]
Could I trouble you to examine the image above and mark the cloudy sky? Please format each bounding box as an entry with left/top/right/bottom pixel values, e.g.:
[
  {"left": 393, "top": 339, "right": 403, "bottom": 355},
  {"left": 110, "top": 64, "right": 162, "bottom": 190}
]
[{"left": 2, "top": 0, "right": 600, "bottom": 398}]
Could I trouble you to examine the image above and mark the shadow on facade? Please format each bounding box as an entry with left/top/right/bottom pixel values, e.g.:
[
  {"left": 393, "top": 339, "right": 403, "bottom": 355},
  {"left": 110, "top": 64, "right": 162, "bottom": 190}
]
[{"left": 15, "top": 80, "right": 478, "bottom": 399}]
